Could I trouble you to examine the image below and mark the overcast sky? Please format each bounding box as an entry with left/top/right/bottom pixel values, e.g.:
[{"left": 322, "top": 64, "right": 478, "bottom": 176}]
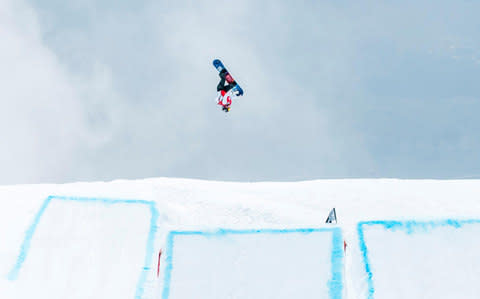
[{"left": 1, "top": 0, "right": 480, "bottom": 184}]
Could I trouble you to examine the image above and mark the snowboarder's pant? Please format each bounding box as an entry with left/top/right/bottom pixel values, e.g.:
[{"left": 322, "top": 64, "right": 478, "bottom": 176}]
[{"left": 217, "top": 77, "right": 236, "bottom": 92}]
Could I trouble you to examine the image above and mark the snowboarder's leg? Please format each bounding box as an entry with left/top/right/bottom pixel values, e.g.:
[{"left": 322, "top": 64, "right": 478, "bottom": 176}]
[
  {"left": 219, "top": 68, "right": 227, "bottom": 78},
  {"left": 217, "top": 77, "right": 226, "bottom": 91},
  {"left": 219, "top": 82, "right": 237, "bottom": 92},
  {"left": 217, "top": 69, "right": 229, "bottom": 91},
  {"left": 217, "top": 69, "right": 237, "bottom": 92},
  {"left": 217, "top": 80, "right": 237, "bottom": 92}
]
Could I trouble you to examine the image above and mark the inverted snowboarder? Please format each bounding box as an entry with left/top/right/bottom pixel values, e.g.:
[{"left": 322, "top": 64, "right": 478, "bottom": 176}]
[{"left": 213, "top": 59, "right": 244, "bottom": 113}]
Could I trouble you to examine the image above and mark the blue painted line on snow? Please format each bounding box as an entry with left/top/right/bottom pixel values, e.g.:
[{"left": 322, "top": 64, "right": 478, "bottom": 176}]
[
  {"left": 357, "top": 219, "right": 480, "bottom": 299},
  {"left": 7, "top": 195, "right": 158, "bottom": 299},
  {"left": 51, "top": 195, "right": 153, "bottom": 206},
  {"left": 357, "top": 222, "right": 375, "bottom": 299},
  {"left": 161, "top": 227, "right": 343, "bottom": 299},
  {"left": 7, "top": 195, "right": 53, "bottom": 280},
  {"left": 161, "top": 231, "right": 176, "bottom": 299},
  {"left": 169, "top": 227, "right": 335, "bottom": 236},
  {"left": 329, "top": 227, "right": 343, "bottom": 299},
  {"left": 134, "top": 202, "right": 159, "bottom": 299}
]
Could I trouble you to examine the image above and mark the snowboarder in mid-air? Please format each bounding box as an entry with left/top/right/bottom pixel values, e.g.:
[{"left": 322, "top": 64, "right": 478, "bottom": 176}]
[
  {"left": 213, "top": 59, "right": 244, "bottom": 113},
  {"left": 216, "top": 69, "right": 237, "bottom": 112}
]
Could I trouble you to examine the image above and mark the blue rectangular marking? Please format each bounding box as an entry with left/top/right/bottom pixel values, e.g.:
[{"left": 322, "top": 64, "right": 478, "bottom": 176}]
[
  {"left": 357, "top": 219, "right": 480, "bottom": 299},
  {"left": 162, "top": 227, "right": 343, "bottom": 299},
  {"left": 7, "top": 195, "right": 158, "bottom": 299}
]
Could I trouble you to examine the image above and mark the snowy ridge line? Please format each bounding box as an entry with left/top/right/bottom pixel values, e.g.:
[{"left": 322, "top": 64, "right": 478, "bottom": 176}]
[
  {"left": 161, "top": 227, "right": 344, "bottom": 299},
  {"left": 357, "top": 219, "right": 480, "bottom": 299},
  {"left": 6, "top": 195, "right": 159, "bottom": 299}
]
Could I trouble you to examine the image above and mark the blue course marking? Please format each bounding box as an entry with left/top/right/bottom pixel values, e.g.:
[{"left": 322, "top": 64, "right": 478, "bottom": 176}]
[
  {"left": 329, "top": 228, "right": 344, "bottom": 299},
  {"left": 135, "top": 202, "right": 159, "bottom": 299},
  {"left": 357, "top": 219, "right": 480, "bottom": 299},
  {"left": 7, "top": 196, "right": 53, "bottom": 281},
  {"left": 161, "top": 227, "right": 343, "bottom": 299},
  {"left": 7, "top": 195, "right": 159, "bottom": 299}
]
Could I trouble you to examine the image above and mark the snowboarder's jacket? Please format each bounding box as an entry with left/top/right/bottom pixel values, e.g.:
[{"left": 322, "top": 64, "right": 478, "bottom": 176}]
[{"left": 216, "top": 89, "right": 234, "bottom": 111}]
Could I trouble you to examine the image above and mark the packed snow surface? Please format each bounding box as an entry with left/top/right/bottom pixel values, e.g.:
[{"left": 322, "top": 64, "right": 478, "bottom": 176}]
[{"left": 1, "top": 178, "right": 480, "bottom": 299}]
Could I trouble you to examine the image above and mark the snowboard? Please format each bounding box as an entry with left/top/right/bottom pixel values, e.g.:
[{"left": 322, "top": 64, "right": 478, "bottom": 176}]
[{"left": 213, "top": 59, "right": 244, "bottom": 96}]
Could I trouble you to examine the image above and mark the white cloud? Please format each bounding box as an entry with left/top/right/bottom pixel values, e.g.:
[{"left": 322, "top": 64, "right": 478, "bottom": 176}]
[{"left": 0, "top": 0, "right": 120, "bottom": 183}]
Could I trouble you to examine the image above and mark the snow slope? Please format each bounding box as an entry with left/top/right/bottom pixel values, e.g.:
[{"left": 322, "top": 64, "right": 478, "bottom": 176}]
[
  {"left": 162, "top": 228, "right": 343, "bottom": 299},
  {"left": 1, "top": 178, "right": 480, "bottom": 299}
]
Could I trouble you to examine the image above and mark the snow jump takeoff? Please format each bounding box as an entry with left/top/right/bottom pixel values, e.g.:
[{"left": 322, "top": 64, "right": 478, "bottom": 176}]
[{"left": 213, "top": 59, "right": 244, "bottom": 113}]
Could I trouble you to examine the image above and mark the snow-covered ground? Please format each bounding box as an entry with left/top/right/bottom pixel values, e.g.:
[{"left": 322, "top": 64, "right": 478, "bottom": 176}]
[
  {"left": 1, "top": 178, "right": 480, "bottom": 299},
  {"left": 162, "top": 228, "right": 342, "bottom": 299}
]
